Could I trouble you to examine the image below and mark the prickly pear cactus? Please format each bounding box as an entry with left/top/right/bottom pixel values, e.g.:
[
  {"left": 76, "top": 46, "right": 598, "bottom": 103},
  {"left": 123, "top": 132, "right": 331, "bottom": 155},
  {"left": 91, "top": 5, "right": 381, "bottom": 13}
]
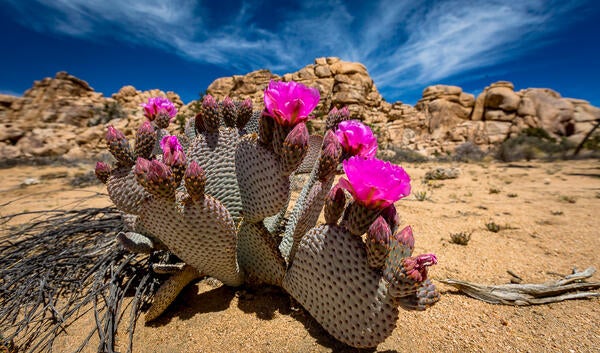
[{"left": 95, "top": 81, "right": 440, "bottom": 348}]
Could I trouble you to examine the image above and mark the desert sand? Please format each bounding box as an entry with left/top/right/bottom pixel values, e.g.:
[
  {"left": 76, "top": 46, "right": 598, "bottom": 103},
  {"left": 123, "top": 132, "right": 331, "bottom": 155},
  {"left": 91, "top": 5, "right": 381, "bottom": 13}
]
[{"left": 1, "top": 159, "right": 599, "bottom": 353}]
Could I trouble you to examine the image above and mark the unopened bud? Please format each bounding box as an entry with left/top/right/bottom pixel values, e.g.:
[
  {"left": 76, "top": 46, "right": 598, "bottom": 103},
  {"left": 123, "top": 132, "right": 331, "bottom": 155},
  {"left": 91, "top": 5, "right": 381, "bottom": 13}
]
[{"left": 94, "top": 161, "right": 111, "bottom": 184}]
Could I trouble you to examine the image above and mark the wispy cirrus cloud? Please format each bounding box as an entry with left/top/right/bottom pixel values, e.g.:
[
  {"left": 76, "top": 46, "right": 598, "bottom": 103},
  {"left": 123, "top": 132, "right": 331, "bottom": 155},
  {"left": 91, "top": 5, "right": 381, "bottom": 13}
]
[{"left": 5, "top": 0, "right": 589, "bottom": 99}]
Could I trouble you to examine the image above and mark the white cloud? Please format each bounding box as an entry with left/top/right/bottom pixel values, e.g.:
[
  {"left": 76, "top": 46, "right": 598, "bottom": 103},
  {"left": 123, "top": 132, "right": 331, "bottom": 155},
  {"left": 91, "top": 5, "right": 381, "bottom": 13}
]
[{"left": 6, "top": 0, "right": 589, "bottom": 99}]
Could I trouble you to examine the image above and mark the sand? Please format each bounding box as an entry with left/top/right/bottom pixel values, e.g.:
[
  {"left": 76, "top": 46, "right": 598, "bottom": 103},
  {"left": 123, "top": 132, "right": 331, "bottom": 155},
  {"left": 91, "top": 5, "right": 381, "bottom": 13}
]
[{"left": 1, "top": 159, "right": 599, "bottom": 353}]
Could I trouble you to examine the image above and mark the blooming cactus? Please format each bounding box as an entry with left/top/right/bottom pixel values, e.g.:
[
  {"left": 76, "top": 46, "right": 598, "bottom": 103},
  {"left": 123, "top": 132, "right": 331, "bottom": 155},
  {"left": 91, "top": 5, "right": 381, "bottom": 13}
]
[
  {"left": 141, "top": 96, "right": 178, "bottom": 120},
  {"left": 334, "top": 119, "right": 378, "bottom": 158},
  {"left": 338, "top": 156, "right": 411, "bottom": 209},
  {"left": 97, "top": 81, "right": 439, "bottom": 349},
  {"left": 263, "top": 80, "right": 320, "bottom": 127}
]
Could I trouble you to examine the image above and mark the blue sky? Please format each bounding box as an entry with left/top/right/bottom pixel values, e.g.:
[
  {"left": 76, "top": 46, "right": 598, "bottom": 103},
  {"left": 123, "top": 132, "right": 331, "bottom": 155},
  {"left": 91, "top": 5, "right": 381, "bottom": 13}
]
[{"left": 1, "top": 0, "right": 600, "bottom": 106}]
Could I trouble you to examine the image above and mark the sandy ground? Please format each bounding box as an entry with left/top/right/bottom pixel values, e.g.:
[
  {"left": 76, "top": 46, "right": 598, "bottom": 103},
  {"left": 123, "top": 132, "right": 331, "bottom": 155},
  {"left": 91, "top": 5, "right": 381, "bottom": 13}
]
[{"left": 1, "top": 160, "right": 599, "bottom": 353}]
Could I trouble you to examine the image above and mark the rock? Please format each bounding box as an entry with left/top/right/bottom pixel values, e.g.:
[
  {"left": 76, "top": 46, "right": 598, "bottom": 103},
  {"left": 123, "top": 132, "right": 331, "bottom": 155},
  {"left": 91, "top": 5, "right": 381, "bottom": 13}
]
[
  {"left": 422, "top": 85, "right": 462, "bottom": 99},
  {"left": 485, "top": 87, "right": 520, "bottom": 111},
  {"left": 314, "top": 65, "right": 332, "bottom": 78},
  {"left": 517, "top": 97, "right": 536, "bottom": 116},
  {"left": 485, "top": 121, "right": 511, "bottom": 143},
  {"left": 484, "top": 109, "right": 516, "bottom": 122},
  {"left": 471, "top": 92, "right": 486, "bottom": 121},
  {"left": 21, "top": 177, "right": 40, "bottom": 187},
  {"left": 489, "top": 81, "right": 514, "bottom": 90},
  {"left": 522, "top": 89, "right": 574, "bottom": 136},
  {"left": 2, "top": 64, "right": 599, "bottom": 162},
  {"left": 0, "top": 94, "right": 18, "bottom": 110}
]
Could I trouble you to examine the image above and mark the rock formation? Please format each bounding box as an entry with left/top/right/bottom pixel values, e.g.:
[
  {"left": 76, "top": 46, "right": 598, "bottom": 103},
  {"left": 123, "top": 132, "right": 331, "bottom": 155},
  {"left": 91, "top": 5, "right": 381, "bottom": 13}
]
[
  {"left": 1, "top": 61, "right": 598, "bottom": 163},
  {"left": 207, "top": 58, "right": 600, "bottom": 157},
  {"left": 0, "top": 72, "right": 183, "bottom": 162}
]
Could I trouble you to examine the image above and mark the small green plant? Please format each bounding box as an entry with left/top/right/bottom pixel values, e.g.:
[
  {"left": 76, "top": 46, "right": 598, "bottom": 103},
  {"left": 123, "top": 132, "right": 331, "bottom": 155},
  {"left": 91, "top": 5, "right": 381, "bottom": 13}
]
[
  {"left": 449, "top": 232, "right": 472, "bottom": 245},
  {"left": 559, "top": 195, "right": 577, "bottom": 204},
  {"left": 489, "top": 188, "right": 501, "bottom": 194},
  {"left": 486, "top": 221, "right": 501, "bottom": 233},
  {"left": 414, "top": 190, "right": 429, "bottom": 201}
]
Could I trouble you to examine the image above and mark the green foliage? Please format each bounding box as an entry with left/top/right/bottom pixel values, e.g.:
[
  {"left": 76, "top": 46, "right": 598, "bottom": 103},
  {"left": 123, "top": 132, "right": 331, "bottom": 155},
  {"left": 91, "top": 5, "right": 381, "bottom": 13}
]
[
  {"left": 449, "top": 232, "right": 471, "bottom": 245},
  {"left": 382, "top": 146, "right": 429, "bottom": 164},
  {"left": 485, "top": 221, "right": 500, "bottom": 233},
  {"left": 88, "top": 101, "right": 126, "bottom": 126},
  {"left": 453, "top": 142, "right": 486, "bottom": 162},
  {"left": 521, "top": 127, "right": 556, "bottom": 141},
  {"left": 495, "top": 128, "right": 573, "bottom": 162},
  {"left": 582, "top": 134, "right": 600, "bottom": 151},
  {"left": 413, "top": 190, "right": 429, "bottom": 201}
]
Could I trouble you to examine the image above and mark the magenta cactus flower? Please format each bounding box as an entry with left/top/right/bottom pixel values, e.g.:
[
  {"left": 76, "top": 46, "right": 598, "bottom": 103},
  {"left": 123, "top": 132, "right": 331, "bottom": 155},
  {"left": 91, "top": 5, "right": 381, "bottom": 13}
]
[
  {"left": 338, "top": 156, "right": 411, "bottom": 209},
  {"left": 263, "top": 80, "right": 320, "bottom": 127},
  {"left": 160, "top": 135, "right": 183, "bottom": 154},
  {"left": 334, "top": 120, "right": 378, "bottom": 158},
  {"left": 142, "top": 97, "right": 177, "bottom": 121},
  {"left": 160, "top": 135, "right": 185, "bottom": 167}
]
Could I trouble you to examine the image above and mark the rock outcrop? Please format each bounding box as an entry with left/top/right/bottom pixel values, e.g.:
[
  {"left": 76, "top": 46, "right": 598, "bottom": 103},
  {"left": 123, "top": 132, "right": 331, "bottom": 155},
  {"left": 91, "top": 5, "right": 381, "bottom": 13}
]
[
  {"left": 0, "top": 72, "right": 182, "bottom": 162},
  {"left": 1, "top": 62, "right": 598, "bottom": 163},
  {"left": 207, "top": 58, "right": 600, "bottom": 156}
]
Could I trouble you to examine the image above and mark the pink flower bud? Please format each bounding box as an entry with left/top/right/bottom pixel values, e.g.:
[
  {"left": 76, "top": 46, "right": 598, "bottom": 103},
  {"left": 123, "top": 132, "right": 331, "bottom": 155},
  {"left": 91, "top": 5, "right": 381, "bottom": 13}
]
[
  {"left": 106, "top": 125, "right": 125, "bottom": 142},
  {"left": 134, "top": 157, "right": 151, "bottom": 176},
  {"left": 185, "top": 160, "right": 205, "bottom": 179},
  {"left": 94, "top": 161, "right": 111, "bottom": 183},
  {"left": 285, "top": 122, "right": 309, "bottom": 146},
  {"left": 395, "top": 225, "right": 415, "bottom": 250},
  {"left": 202, "top": 94, "right": 218, "bottom": 110},
  {"left": 137, "top": 120, "right": 155, "bottom": 135},
  {"left": 222, "top": 96, "right": 234, "bottom": 108},
  {"left": 367, "top": 216, "right": 392, "bottom": 245},
  {"left": 380, "top": 204, "right": 400, "bottom": 233},
  {"left": 147, "top": 160, "right": 172, "bottom": 182}
]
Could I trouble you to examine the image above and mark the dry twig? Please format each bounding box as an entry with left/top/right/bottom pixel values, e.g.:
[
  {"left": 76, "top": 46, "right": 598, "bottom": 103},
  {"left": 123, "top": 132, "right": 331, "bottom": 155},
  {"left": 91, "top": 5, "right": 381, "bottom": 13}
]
[{"left": 440, "top": 267, "right": 600, "bottom": 305}]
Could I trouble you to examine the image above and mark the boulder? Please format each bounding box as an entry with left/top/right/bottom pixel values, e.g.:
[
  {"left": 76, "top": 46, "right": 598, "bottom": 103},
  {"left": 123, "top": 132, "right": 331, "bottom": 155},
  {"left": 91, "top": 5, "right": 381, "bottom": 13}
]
[{"left": 485, "top": 86, "right": 520, "bottom": 111}]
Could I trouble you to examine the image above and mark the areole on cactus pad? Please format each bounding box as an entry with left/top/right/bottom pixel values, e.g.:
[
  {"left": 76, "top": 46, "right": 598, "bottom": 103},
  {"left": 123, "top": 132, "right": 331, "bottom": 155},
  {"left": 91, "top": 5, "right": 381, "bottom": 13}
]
[{"left": 96, "top": 80, "right": 439, "bottom": 348}]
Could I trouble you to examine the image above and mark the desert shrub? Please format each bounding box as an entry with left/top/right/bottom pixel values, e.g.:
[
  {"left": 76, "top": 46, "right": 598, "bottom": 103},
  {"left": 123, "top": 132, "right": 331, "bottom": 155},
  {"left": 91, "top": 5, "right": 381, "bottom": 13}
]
[
  {"left": 494, "top": 130, "right": 572, "bottom": 162},
  {"left": 88, "top": 101, "right": 126, "bottom": 126},
  {"left": 449, "top": 232, "right": 471, "bottom": 245},
  {"left": 453, "top": 142, "right": 486, "bottom": 162},
  {"left": 485, "top": 221, "right": 500, "bottom": 232},
  {"left": 582, "top": 134, "right": 600, "bottom": 151},
  {"left": 383, "top": 146, "right": 429, "bottom": 163},
  {"left": 413, "top": 190, "right": 429, "bottom": 201}
]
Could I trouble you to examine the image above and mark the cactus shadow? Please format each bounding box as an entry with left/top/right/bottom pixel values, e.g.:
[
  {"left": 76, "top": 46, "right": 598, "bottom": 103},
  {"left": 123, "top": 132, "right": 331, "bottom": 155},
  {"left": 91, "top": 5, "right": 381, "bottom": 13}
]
[
  {"left": 236, "top": 285, "right": 398, "bottom": 353},
  {"left": 236, "top": 284, "right": 293, "bottom": 320},
  {"left": 289, "top": 307, "right": 398, "bottom": 353},
  {"left": 147, "top": 280, "right": 236, "bottom": 326}
]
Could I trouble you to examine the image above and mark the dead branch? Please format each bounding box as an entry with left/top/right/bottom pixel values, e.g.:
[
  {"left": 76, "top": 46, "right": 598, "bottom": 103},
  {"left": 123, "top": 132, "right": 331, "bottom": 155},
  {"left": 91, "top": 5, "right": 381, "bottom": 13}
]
[{"left": 440, "top": 267, "right": 600, "bottom": 305}]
